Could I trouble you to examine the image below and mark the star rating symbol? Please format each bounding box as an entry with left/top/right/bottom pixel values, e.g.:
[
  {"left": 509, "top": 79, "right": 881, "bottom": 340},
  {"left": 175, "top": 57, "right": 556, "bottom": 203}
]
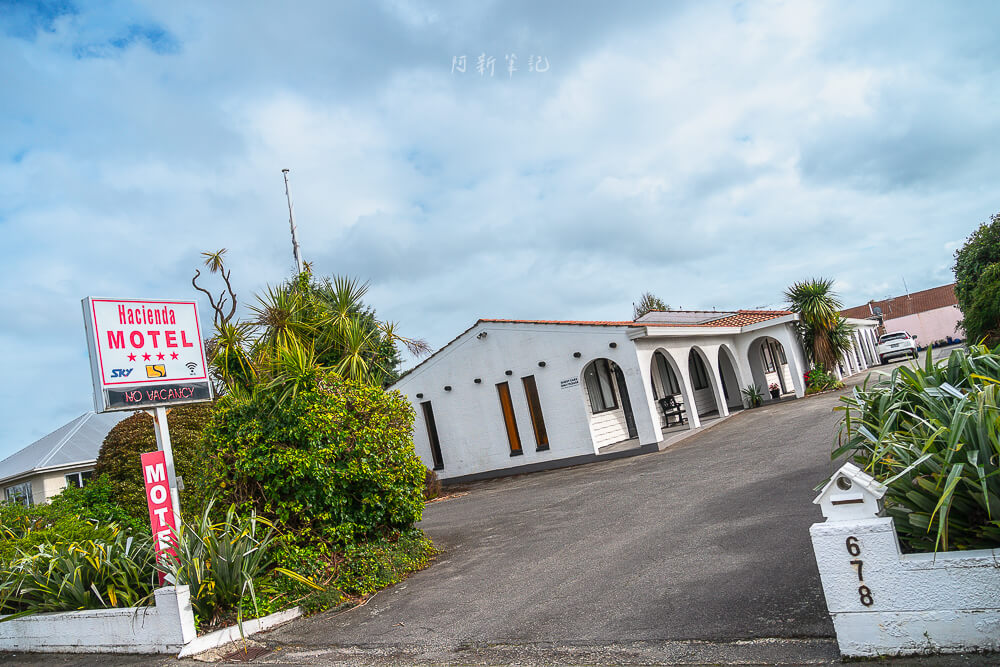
[
  {"left": 128, "top": 353, "right": 136, "bottom": 361},
  {"left": 143, "top": 353, "right": 151, "bottom": 361},
  {"left": 170, "top": 352, "right": 179, "bottom": 360},
  {"left": 157, "top": 353, "right": 165, "bottom": 361}
]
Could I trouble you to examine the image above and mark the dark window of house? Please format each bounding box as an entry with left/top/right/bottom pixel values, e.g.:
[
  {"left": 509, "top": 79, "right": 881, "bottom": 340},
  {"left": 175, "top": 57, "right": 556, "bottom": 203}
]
[
  {"left": 655, "top": 353, "right": 681, "bottom": 395},
  {"left": 4, "top": 482, "right": 33, "bottom": 507},
  {"left": 420, "top": 401, "right": 444, "bottom": 470},
  {"left": 761, "top": 343, "right": 776, "bottom": 372},
  {"left": 689, "top": 354, "right": 710, "bottom": 390},
  {"left": 65, "top": 470, "right": 94, "bottom": 489},
  {"left": 521, "top": 375, "right": 549, "bottom": 450},
  {"left": 496, "top": 382, "right": 523, "bottom": 455},
  {"left": 584, "top": 359, "right": 618, "bottom": 413}
]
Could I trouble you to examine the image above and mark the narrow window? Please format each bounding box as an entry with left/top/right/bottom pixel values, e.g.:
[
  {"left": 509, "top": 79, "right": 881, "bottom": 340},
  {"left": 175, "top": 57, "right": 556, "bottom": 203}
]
[
  {"left": 689, "top": 354, "right": 710, "bottom": 390},
  {"left": 496, "top": 382, "right": 523, "bottom": 455},
  {"left": 521, "top": 375, "right": 549, "bottom": 451},
  {"left": 584, "top": 360, "right": 619, "bottom": 413},
  {"left": 656, "top": 353, "right": 681, "bottom": 395},
  {"left": 420, "top": 401, "right": 444, "bottom": 470},
  {"left": 761, "top": 343, "right": 776, "bottom": 372}
]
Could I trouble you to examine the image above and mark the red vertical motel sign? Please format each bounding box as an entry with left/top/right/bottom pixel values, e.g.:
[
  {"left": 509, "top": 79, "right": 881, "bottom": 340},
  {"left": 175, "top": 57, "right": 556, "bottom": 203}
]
[{"left": 141, "top": 450, "right": 178, "bottom": 585}]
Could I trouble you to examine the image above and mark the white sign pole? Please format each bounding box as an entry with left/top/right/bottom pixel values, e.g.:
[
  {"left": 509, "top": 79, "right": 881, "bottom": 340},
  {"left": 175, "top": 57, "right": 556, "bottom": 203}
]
[{"left": 148, "top": 407, "right": 182, "bottom": 530}]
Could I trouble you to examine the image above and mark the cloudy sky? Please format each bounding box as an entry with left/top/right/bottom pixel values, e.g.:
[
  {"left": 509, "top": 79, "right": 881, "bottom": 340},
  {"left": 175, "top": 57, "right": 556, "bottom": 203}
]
[{"left": 1, "top": 0, "right": 998, "bottom": 458}]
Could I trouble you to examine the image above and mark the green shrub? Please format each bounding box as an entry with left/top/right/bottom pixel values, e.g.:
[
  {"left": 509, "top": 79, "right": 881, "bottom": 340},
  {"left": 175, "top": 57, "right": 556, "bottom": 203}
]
[
  {"left": 48, "top": 476, "right": 147, "bottom": 535},
  {"left": 335, "top": 529, "right": 436, "bottom": 597},
  {"left": 804, "top": 363, "right": 844, "bottom": 394},
  {"left": 93, "top": 403, "right": 217, "bottom": 523},
  {"left": 833, "top": 345, "right": 1000, "bottom": 552},
  {"left": 0, "top": 499, "right": 116, "bottom": 564},
  {"left": 205, "top": 372, "right": 425, "bottom": 547}
]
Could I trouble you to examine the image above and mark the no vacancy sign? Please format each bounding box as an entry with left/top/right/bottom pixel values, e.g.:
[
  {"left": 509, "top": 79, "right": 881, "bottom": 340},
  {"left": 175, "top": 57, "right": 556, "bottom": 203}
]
[{"left": 82, "top": 297, "right": 214, "bottom": 412}]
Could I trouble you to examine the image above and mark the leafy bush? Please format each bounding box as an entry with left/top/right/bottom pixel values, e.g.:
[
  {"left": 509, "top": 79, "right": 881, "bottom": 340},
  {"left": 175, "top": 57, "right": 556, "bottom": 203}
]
[
  {"left": 833, "top": 345, "right": 1000, "bottom": 552},
  {"left": 953, "top": 212, "right": 1000, "bottom": 346},
  {"left": 804, "top": 363, "right": 844, "bottom": 395},
  {"left": 93, "top": 403, "right": 217, "bottom": 523},
  {"left": 48, "top": 476, "right": 147, "bottom": 535},
  {"left": 335, "top": 530, "right": 435, "bottom": 596},
  {"left": 205, "top": 371, "right": 425, "bottom": 547},
  {"left": 0, "top": 498, "right": 116, "bottom": 564}
]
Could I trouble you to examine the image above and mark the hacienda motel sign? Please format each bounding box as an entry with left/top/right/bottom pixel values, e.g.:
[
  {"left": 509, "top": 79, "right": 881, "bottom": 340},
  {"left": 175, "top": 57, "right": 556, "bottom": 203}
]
[{"left": 83, "top": 297, "right": 214, "bottom": 582}]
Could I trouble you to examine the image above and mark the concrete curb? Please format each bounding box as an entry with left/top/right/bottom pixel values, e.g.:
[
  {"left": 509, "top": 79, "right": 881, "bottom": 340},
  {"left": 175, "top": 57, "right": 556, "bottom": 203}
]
[{"left": 177, "top": 606, "right": 302, "bottom": 658}]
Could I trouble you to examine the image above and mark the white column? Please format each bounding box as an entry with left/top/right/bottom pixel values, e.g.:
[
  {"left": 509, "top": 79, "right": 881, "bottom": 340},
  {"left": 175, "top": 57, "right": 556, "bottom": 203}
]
[
  {"left": 774, "top": 325, "right": 807, "bottom": 398},
  {"left": 698, "top": 344, "right": 730, "bottom": 417},
  {"left": 632, "top": 347, "right": 665, "bottom": 446}
]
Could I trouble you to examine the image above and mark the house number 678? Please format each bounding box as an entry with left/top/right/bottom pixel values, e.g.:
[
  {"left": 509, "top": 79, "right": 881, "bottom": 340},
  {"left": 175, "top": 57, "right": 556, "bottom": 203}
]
[{"left": 845, "top": 536, "right": 873, "bottom": 607}]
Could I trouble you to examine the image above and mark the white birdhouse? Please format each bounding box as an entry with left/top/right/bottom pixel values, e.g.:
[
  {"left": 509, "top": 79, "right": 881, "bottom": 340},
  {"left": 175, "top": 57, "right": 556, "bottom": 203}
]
[{"left": 813, "top": 462, "right": 887, "bottom": 521}]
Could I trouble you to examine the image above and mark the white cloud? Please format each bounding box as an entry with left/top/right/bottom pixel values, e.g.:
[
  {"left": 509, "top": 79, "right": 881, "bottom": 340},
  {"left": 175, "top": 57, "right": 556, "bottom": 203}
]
[{"left": 1, "top": 0, "right": 998, "bottom": 456}]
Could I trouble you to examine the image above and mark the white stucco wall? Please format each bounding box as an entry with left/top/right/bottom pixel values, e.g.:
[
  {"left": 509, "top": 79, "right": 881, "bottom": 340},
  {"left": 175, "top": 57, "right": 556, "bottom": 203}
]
[
  {"left": 811, "top": 464, "right": 1000, "bottom": 657},
  {"left": 884, "top": 305, "right": 964, "bottom": 346},
  {"left": 391, "top": 322, "right": 659, "bottom": 480}
]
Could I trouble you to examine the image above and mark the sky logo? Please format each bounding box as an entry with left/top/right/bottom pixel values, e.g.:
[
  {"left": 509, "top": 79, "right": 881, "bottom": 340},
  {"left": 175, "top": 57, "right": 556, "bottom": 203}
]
[{"left": 110, "top": 368, "right": 134, "bottom": 378}]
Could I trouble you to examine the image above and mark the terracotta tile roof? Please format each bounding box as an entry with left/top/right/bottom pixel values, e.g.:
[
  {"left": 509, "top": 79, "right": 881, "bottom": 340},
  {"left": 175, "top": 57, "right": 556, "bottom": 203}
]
[
  {"left": 697, "top": 310, "right": 793, "bottom": 327},
  {"left": 481, "top": 310, "right": 792, "bottom": 329},
  {"left": 479, "top": 318, "right": 636, "bottom": 327},
  {"left": 842, "top": 284, "right": 958, "bottom": 320}
]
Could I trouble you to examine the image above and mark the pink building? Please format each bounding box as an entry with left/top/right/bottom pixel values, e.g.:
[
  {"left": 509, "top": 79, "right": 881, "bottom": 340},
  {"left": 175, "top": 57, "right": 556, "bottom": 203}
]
[{"left": 842, "top": 284, "right": 964, "bottom": 348}]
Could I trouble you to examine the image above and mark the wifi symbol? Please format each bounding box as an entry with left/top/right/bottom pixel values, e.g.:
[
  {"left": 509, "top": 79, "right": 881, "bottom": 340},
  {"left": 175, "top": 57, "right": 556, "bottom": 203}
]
[{"left": 185, "top": 362, "right": 198, "bottom": 375}]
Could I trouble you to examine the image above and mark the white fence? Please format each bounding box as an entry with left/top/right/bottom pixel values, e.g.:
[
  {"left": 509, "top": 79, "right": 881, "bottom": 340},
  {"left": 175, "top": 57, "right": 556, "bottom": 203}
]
[
  {"left": 811, "top": 464, "right": 1000, "bottom": 657},
  {"left": 0, "top": 585, "right": 300, "bottom": 655}
]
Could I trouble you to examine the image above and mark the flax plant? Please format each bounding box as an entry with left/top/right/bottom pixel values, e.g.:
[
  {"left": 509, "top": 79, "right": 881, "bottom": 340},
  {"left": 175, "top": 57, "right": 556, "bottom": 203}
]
[
  {"left": 0, "top": 526, "right": 156, "bottom": 618},
  {"left": 833, "top": 344, "right": 1000, "bottom": 552}
]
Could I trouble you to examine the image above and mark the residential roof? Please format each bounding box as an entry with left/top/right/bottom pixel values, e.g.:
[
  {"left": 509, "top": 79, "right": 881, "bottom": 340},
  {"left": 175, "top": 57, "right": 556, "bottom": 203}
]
[
  {"left": 841, "top": 283, "right": 958, "bottom": 320},
  {"left": 0, "top": 411, "right": 131, "bottom": 485},
  {"left": 392, "top": 310, "right": 796, "bottom": 386},
  {"left": 485, "top": 310, "right": 793, "bottom": 329}
]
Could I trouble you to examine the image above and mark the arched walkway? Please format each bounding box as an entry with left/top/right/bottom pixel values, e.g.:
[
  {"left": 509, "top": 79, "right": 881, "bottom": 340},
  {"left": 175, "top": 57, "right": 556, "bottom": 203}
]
[
  {"left": 580, "top": 357, "right": 638, "bottom": 448},
  {"left": 717, "top": 345, "right": 744, "bottom": 411},
  {"left": 747, "top": 336, "right": 794, "bottom": 402},
  {"left": 649, "top": 349, "right": 689, "bottom": 429},
  {"left": 687, "top": 347, "right": 724, "bottom": 417}
]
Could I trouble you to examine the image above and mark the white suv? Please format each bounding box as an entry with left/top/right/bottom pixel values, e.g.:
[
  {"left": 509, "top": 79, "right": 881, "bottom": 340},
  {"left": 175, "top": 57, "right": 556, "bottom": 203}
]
[{"left": 877, "top": 331, "right": 918, "bottom": 364}]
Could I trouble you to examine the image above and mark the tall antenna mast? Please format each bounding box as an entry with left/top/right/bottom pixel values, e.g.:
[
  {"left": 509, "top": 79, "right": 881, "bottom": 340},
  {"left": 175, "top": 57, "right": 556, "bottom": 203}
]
[
  {"left": 902, "top": 276, "right": 910, "bottom": 299},
  {"left": 281, "top": 169, "right": 304, "bottom": 274}
]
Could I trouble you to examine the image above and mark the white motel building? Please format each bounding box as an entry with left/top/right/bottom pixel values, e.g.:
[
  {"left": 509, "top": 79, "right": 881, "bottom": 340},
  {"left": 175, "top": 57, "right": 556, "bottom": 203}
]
[{"left": 390, "top": 309, "right": 882, "bottom": 483}]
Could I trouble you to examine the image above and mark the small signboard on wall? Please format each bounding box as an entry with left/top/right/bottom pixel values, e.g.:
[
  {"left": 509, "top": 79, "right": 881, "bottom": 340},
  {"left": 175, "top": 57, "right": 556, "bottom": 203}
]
[
  {"left": 560, "top": 377, "right": 580, "bottom": 389},
  {"left": 82, "top": 297, "right": 214, "bottom": 412}
]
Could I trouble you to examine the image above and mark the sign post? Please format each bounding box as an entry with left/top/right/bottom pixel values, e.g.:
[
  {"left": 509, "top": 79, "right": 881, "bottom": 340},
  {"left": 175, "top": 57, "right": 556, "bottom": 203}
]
[{"left": 82, "top": 297, "right": 213, "bottom": 582}]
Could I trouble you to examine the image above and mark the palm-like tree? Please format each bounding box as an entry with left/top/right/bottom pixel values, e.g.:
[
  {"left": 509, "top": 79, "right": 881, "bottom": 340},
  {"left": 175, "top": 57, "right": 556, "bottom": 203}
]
[
  {"left": 784, "top": 278, "right": 853, "bottom": 369},
  {"left": 203, "top": 259, "right": 429, "bottom": 402}
]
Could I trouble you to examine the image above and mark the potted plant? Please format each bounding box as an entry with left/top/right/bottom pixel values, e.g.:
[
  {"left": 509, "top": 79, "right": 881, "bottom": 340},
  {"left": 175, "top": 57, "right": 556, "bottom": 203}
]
[
  {"left": 741, "top": 384, "right": 763, "bottom": 408},
  {"left": 768, "top": 382, "right": 781, "bottom": 399}
]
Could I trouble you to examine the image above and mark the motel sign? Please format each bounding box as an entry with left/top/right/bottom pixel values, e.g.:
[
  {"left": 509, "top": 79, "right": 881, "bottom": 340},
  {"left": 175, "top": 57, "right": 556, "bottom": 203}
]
[{"left": 82, "top": 298, "right": 213, "bottom": 412}]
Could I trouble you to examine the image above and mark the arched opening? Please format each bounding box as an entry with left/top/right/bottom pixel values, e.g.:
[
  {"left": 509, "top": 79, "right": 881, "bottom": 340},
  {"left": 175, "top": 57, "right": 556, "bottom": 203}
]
[
  {"left": 717, "top": 345, "right": 744, "bottom": 411},
  {"left": 580, "top": 358, "right": 638, "bottom": 448},
  {"left": 747, "top": 336, "right": 794, "bottom": 401},
  {"left": 649, "top": 350, "right": 688, "bottom": 429},
  {"left": 687, "top": 347, "right": 723, "bottom": 417}
]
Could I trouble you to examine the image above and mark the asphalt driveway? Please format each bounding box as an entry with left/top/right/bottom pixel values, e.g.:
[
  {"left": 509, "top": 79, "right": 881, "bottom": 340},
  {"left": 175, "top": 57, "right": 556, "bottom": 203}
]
[{"left": 7, "top": 348, "right": 979, "bottom": 665}]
